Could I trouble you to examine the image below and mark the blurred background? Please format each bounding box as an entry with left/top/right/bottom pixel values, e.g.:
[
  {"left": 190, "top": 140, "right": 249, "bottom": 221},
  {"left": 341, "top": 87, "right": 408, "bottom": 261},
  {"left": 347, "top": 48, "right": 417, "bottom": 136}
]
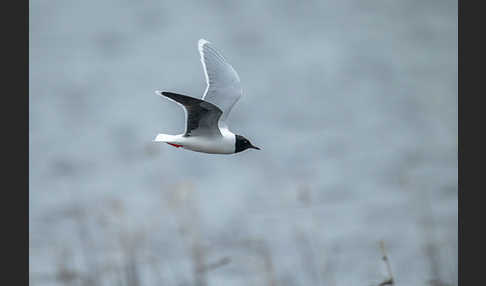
[{"left": 29, "top": 0, "right": 457, "bottom": 285}]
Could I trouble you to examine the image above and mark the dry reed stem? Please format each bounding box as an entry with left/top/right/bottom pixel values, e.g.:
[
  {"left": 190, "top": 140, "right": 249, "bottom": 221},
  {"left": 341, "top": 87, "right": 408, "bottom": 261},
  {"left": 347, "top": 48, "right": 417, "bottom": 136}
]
[{"left": 379, "top": 240, "right": 395, "bottom": 286}]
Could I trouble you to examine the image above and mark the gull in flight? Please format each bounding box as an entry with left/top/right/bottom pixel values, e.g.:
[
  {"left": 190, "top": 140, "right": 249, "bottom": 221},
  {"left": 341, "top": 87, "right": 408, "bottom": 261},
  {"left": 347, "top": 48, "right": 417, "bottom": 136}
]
[{"left": 153, "top": 39, "right": 260, "bottom": 154}]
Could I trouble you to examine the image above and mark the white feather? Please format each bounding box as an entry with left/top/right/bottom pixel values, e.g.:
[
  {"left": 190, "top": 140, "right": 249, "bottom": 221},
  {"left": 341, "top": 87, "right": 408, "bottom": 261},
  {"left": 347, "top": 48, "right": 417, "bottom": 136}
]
[{"left": 198, "top": 39, "right": 243, "bottom": 125}]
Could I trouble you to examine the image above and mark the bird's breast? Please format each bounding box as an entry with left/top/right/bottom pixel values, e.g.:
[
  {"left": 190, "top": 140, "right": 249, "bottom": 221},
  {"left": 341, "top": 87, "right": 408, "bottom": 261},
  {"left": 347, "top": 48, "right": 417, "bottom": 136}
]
[{"left": 179, "top": 134, "right": 235, "bottom": 154}]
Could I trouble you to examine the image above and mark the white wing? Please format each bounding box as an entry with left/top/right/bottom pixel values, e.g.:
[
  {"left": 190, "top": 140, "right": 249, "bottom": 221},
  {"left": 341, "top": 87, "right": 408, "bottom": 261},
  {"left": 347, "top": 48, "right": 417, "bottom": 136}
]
[{"left": 198, "top": 39, "right": 243, "bottom": 125}]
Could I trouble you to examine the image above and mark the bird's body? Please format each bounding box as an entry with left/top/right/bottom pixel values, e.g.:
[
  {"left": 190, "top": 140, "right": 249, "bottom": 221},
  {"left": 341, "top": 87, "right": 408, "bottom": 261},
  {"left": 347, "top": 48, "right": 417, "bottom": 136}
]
[
  {"left": 154, "top": 128, "right": 235, "bottom": 154},
  {"left": 153, "top": 39, "right": 260, "bottom": 154}
]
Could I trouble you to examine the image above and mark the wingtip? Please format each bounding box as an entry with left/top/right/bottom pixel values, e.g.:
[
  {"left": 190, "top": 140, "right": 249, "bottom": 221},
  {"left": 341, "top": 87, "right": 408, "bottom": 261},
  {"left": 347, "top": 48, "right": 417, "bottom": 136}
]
[
  {"left": 155, "top": 90, "right": 163, "bottom": 96},
  {"left": 198, "top": 38, "right": 210, "bottom": 48}
]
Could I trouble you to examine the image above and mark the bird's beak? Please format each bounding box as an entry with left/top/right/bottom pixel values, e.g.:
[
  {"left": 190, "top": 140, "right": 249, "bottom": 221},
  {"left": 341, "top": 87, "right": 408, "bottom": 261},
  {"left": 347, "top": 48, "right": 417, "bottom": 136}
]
[{"left": 251, "top": 145, "right": 261, "bottom": 150}]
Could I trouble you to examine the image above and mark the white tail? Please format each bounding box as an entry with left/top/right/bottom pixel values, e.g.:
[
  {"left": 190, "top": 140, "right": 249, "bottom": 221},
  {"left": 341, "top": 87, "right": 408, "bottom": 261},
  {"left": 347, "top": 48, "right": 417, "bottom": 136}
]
[{"left": 153, "top": 133, "right": 178, "bottom": 143}]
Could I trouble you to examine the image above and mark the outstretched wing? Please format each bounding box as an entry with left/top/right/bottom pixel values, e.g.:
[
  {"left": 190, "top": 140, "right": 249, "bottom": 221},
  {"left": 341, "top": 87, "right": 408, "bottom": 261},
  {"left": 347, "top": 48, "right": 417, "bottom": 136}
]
[
  {"left": 156, "top": 91, "right": 223, "bottom": 137},
  {"left": 198, "top": 39, "right": 243, "bottom": 125}
]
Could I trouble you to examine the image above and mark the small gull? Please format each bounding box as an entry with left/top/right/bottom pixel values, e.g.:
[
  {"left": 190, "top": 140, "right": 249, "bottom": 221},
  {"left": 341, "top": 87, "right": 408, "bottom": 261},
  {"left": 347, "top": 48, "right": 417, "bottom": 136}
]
[{"left": 153, "top": 39, "right": 260, "bottom": 154}]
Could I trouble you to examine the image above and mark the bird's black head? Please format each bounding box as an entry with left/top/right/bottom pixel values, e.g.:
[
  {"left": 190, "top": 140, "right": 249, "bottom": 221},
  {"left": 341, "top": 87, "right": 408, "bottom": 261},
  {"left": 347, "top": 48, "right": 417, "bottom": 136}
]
[{"left": 235, "top": 135, "right": 261, "bottom": 153}]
